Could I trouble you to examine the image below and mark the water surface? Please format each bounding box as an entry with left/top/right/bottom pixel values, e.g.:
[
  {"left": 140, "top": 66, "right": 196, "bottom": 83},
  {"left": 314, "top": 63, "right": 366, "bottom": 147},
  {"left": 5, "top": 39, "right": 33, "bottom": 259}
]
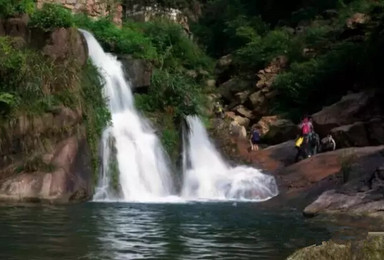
[{"left": 0, "top": 202, "right": 360, "bottom": 260}]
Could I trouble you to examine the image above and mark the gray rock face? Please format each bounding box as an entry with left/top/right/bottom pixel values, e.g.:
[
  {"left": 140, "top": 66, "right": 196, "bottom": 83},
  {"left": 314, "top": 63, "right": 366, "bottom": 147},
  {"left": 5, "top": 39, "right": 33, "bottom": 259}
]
[
  {"left": 312, "top": 91, "right": 380, "bottom": 136},
  {"left": 331, "top": 122, "right": 370, "bottom": 147},
  {"left": 312, "top": 91, "right": 384, "bottom": 147},
  {"left": 119, "top": 55, "right": 153, "bottom": 89},
  {"left": 303, "top": 189, "right": 384, "bottom": 217}
]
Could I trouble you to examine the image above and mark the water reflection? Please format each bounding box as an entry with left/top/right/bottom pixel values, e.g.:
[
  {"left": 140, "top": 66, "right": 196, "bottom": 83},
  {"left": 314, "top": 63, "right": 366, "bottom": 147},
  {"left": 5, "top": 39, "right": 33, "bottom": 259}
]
[{"left": 0, "top": 203, "right": 365, "bottom": 260}]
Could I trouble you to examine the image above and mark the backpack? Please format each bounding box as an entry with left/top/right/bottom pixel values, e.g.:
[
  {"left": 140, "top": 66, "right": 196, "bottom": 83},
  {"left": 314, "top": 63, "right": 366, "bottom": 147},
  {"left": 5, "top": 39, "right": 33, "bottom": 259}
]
[
  {"left": 301, "top": 122, "right": 310, "bottom": 135},
  {"left": 252, "top": 131, "right": 260, "bottom": 142}
]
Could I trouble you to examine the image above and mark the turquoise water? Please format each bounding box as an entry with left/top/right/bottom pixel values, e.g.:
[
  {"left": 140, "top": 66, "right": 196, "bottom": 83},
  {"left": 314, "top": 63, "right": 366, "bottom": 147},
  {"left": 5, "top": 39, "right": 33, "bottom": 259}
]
[{"left": 0, "top": 202, "right": 357, "bottom": 260}]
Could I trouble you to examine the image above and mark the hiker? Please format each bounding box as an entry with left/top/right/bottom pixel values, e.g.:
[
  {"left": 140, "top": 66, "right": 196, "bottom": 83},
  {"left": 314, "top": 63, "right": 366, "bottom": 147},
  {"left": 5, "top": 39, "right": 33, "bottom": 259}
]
[
  {"left": 297, "top": 116, "right": 312, "bottom": 157},
  {"left": 250, "top": 127, "right": 261, "bottom": 151},
  {"left": 214, "top": 101, "right": 224, "bottom": 119},
  {"left": 295, "top": 135, "right": 309, "bottom": 162},
  {"left": 320, "top": 134, "right": 336, "bottom": 152},
  {"left": 299, "top": 116, "right": 314, "bottom": 137}
]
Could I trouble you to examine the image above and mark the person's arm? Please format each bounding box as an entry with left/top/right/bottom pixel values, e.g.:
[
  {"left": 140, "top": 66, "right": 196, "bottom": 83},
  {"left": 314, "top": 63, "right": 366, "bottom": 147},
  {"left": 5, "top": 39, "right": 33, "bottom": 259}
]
[{"left": 331, "top": 138, "right": 336, "bottom": 150}]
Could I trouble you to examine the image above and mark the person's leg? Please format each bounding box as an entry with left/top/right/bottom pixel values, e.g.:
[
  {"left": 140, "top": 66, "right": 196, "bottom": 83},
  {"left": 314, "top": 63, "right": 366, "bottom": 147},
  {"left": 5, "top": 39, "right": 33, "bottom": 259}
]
[{"left": 295, "top": 147, "right": 300, "bottom": 162}]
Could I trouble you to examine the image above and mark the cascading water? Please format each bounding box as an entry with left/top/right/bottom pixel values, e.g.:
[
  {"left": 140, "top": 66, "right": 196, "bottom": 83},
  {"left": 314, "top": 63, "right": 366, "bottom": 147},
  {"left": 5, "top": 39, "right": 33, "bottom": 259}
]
[
  {"left": 80, "top": 30, "right": 175, "bottom": 202},
  {"left": 182, "top": 116, "right": 278, "bottom": 201}
]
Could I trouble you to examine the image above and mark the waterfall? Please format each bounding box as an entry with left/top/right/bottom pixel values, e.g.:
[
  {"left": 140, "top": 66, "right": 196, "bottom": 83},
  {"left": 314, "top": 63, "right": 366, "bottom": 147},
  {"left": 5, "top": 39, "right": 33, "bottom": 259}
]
[
  {"left": 80, "top": 30, "right": 175, "bottom": 202},
  {"left": 181, "top": 116, "right": 278, "bottom": 201}
]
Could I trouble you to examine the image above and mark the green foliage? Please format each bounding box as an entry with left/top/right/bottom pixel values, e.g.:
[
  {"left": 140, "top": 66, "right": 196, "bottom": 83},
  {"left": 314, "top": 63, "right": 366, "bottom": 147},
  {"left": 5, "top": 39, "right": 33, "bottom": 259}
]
[
  {"left": 136, "top": 69, "right": 203, "bottom": 118},
  {"left": 29, "top": 3, "right": 74, "bottom": 31},
  {"left": 81, "top": 61, "right": 111, "bottom": 179},
  {"left": 161, "top": 127, "right": 179, "bottom": 161},
  {"left": 75, "top": 15, "right": 157, "bottom": 60},
  {"left": 235, "top": 29, "right": 291, "bottom": 70},
  {"left": 273, "top": 41, "right": 362, "bottom": 118},
  {"left": 0, "top": 0, "right": 35, "bottom": 18},
  {"left": 141, "top": 19, "right": 213, "bottom": 70}
]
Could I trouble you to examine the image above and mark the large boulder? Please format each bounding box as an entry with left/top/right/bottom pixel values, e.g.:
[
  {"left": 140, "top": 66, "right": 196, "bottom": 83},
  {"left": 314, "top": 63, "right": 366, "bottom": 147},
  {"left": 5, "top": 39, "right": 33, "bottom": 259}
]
[
  {"left": 288, "top": 236, "right": 384, "bottom": 260},
  {"left": 331, "top": 122, "right": 370, "bottom": 147},
  {"left": 217, "top": 78, "right": 252, "bottom": 104},
  {"left": 233, "top": 105, "right": 254, "bottom": 120},
  {"left": 278, "top": 146, "right": 384, "bottom": 203},
  {"left": 0, "top": 136, "right": 92, "bottom": 203},
  {"left": 119, "top": 55, "right": 153, "bottom": 90},
  {"left": 250, "top": 141, "right": 297, "bottom": 172},
  {"left": 303, "top": 189, "right": 384, "bottom": 217},
  {"left": 234, "top": 90, "right": 251, "bottom": 105},
  {"left": 233, "top": 116, "right": 250, "bottom": 128},
  {"left": 367, "top": 117, "right": 384, "bottom": 145},
  {"left": 229, "top": 121, "right": 247, "bottom": 140},
  {"left": 312, "top": 91, "right": 382, "bottom": 136},
  {"left": 255, "top": 116, "right": 297, "bottom": 144},
  {"left": 215, "top": 54, "right": 233, "bottom": 74}
]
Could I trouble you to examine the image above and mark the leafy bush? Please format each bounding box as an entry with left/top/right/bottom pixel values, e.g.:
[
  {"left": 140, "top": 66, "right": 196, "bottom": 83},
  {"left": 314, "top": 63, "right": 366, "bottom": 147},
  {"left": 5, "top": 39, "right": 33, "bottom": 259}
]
[
  {"left": 235, "top": 29, "right": 291, "bottom": 70},
  {"left": 75, "top": 15, "right": 157, "bottom": 60},
  {"left": 29, "top": 3, "right": 73, "bottom": 31},
  {"left": 272, "top": 41, "right": 362, "bottom": 119},
  {"left": 0, "top": 0, "right": 35, "bottom": 18},
  {"left": 141, "top": 19, "right": 213, "bottom": 70},
  {"left": 135, "top": 69, "right": 203, "bottom": 118}
]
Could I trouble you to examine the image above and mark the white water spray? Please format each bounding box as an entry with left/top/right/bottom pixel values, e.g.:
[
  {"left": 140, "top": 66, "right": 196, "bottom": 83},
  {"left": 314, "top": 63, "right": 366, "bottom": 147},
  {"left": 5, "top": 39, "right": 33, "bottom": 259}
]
[
  {"left": 81, "top": 30, "right": 175, "bottom": 202},
  {"left": 182, "top": 116, "right": 278, "bottom": 201}
]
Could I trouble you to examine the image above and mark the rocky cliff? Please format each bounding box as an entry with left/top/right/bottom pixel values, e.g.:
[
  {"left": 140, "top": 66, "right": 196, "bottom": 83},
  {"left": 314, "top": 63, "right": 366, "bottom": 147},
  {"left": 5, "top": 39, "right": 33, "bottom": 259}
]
[{"left": 0, "top": 15, "right": 106, "bottom": 203}]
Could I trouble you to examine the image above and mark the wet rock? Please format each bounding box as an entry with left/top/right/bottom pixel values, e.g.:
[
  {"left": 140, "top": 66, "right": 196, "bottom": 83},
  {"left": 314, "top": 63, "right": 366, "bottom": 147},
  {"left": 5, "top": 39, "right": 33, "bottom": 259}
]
[
  {"left": 0, "top": 136, "right": 92, "bottom": 203},
  {"left": 119, "top": 55, "right": 153, "bottom": 89}
]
